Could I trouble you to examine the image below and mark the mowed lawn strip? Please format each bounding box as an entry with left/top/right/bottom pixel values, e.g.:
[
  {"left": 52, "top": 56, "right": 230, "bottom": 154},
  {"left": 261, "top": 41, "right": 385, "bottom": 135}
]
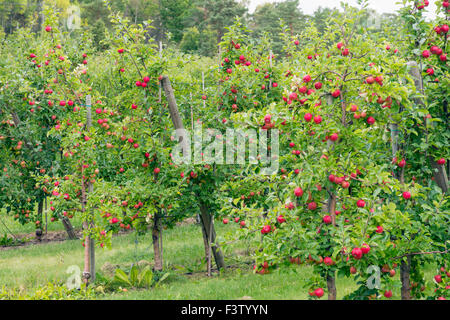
[{"left": 0, "top": 221, "right": 436, "bottom": 300}]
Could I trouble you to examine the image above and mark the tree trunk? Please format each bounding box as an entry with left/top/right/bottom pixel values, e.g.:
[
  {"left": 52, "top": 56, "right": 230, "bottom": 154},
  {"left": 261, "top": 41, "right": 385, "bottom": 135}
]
[
  {"left": 327, "top": 273, "right": 337, "bottom": 300},
  {"left": 199, "top": 203, "right": 226, "bottom": 271},
  {"left": 400, "top": 256, "right": 412, "bottom": 300},
  {"left": 430, "top": 157, "right": 448, "bottom": 193},
  {"left": 407, "top": 62, "right": 448, "bottom": 194},
  {"left": 60, "top": 216, "right": 77, "bottom": 239},
  {"left": 160, "top": 75, "right": 189, "bottom": 157},
  {"left": 152, "top": 213, "right": 163, "bottom": 271},
  {"left": 36, "top": 200, "right": 43, "bottom": 241},
  {"left": 325, "top": 194, "right": 337, "bottom": 300},
  {"left": 161, "top": 75, "right": 225, "bottom": 272}
]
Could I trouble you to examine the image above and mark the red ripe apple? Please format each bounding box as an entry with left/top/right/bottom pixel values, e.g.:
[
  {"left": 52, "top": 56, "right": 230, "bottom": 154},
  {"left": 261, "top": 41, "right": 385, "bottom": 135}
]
[
  {"left": 351, "top": 247, "right": 363, "bottom": 260},
  {"left": 118, "top": 48, "right": 124, "bottom": 53},
  {"left": 332, "top": 89, "right": 340, "bottom": 98},
  {"left": 323, "top": 215, "right": 332, "bottom": 224},
  {"left": 261, "top": 225, "right": 271, "bottom": 234},
  {"left": 367, "top": 117, "right": 375, "bottom": 125},
  {"left": 356, "top": 199, "right": 366, "bottom": 208},
  {"left": 308, "top": 202, "right": 317, "bottom": 210},
  {"left": 313, "top": 115, "right": 322, "bottom": 124},
  {"left": 240, "top": 220, "right": 246, "bottom": 227},
  {"left": 330, "top": 133, "right": 338, "bottom": 141},
  {"left": 422, "top": 50, "right": 431, "bottom": 58},
  {"left": 440, "top": 54, "right": 447, "bottom": 62},
  {"left": 314, "top": 82, "right": 322, "bottom": 89},
  {"left": 366, "top": 76, "right": 375, "bottom": 84},
  {"left": 154, "top": 168, "right": 160, "bottom": 174},
  {"left": 441, "top": 24, "right": 449, "bottom": 33},
  {"left": 426, "top": 68, "right": 434, "bottom": 75},
  {"left": 223, "top": 218, "right": 229, "bottom": 224},
  {"left": 304, "top": 113, "right": 313, "bottom": 122},
  {"left": 277, "top": 215, "right": 286, "bottom": 224},
  {"left": 314, "top": 288, "right": 324, "bottom": 298},
  {"left": 402, "top": 191, "right": 411, "bottom": 200},
  {"left": 324, "top": 257, "right": 333, "bottom": 266},
  {"left": 398, "top": 159, "right": 406, "bottom": 168},
  {"left": 342, "top": 48, "right": 349, "bottom": 56},
  {"left": 434, "top": 275, "right": 442, "bottom": 283},
  {"left": 341, "top": 181, "right": 350, "bottom": 189},
  {"left": 303, "top": 75, "right": 312, "bottom": 83},
  {"left": 298, "top": 86, "right": 307, "bottom": 94},
  {"left": 294, "top": 187, "right": 303, "bottom": 197},
  {"left": 45, "top": 26, "right": 52, "bottom": 32},
  {"left": 376, "top": 225, "right": 384, "bottom": 234},
  {"left": 375, "top": 76, "right": 383, "bottom": 85},
  {"left": 437, "top": 158, "right": 446, "bottom": 165},
  {"left": 337, "top": 42, "right": 344, "bottom": 49},
  {"left": 350, "top": 266, "right": 357, "bottom": 274},
  {"left": 294, "top": 40, "right": 299, "bottom": 45},
  {"left": 361, "top": 243, "right": 370, "bottom": 254},
  {"left": 430, "top": 46, "right": 439, "bottom": 54},
  {"left": 384, "top": 290, "right": 392, "bottom": 298}
]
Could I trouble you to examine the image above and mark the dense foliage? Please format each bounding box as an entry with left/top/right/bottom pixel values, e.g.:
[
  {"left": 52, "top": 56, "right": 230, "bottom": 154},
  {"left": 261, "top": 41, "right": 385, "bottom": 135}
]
[{"left": 0, "top": 0, "right": 448, "bottom": 300}]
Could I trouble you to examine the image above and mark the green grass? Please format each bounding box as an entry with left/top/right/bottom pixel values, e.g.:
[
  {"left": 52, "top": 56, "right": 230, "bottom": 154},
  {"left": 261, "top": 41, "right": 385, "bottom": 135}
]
[
  {"left": 0, "top": 208, "right": 84, "bottom": 235},
  {"left": 0, "top": 218, "right": 438, "bottom": 300}
]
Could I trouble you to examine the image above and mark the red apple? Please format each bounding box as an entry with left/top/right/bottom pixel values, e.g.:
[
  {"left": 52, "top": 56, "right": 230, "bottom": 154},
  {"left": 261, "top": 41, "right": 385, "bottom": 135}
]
[
  {"left": 294, "top": 187, "right": 303, "bottom": 197},
  {"left": 314, "top": 288, "right": 324, "bottom": 298},
  {"left": 351, "top": 247, "right": 363, "bottom": 260}
]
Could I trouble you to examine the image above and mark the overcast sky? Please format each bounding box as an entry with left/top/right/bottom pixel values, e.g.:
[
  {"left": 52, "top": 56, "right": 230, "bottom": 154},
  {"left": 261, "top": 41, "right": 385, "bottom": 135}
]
[{"left": 247, "top": 0, "right": 437, "bottom": 18}]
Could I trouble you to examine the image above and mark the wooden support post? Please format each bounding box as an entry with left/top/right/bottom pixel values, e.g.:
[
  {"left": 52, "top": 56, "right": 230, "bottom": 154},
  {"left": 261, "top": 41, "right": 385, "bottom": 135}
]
[
  {"left": 82, "top": 95, "right": 95, "bottom": 284},
  {"left": 407, "top": 61, "right": 448, "bottom": 193},
  {"left": 158, "top": 41, "right": 162, "bottom": 102},
  {"left": 161, "top": 76, "right": 226, "bottom": 272},
  {"left": 202, "top": 72, "right": 206, "bottom": 109}
]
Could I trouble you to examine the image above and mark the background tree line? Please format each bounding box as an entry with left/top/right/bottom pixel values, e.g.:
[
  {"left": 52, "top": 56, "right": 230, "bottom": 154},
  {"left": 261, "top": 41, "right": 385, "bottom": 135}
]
[{"left": 0, "top": 0, "right": 402, "bottom": 56}]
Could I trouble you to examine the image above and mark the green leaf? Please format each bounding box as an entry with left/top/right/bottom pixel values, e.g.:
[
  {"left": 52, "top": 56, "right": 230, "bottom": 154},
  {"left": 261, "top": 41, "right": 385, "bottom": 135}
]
[
  {"left": 129, "top": 265, "right": 139, "bottom": 286},
  {"left": 113, "top": 269, "right": 132, "bottom": 287}
]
